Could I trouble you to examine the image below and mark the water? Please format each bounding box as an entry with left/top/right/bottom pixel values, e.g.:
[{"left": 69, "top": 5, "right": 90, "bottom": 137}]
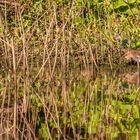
[{"left": 0, "top": 64, "right": 140, "bottom": 139}]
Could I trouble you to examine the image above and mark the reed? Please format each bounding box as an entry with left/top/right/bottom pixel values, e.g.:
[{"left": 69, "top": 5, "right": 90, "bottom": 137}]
[{"left": 0, "top": 0, "right": 140, "bottom": 139}]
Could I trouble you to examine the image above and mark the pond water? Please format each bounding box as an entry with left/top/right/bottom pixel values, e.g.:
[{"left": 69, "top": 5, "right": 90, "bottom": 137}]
[{"left": 0, "top": 64, "right": 140, "bottom": 140}]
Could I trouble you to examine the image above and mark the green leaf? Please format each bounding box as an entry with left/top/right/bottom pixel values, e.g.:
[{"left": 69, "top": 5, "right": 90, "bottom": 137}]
[
  {"left": 136, "top": 41, "right": 140, "bottom": 48},
  {"left": 38, "top": 123, "right": 48, "bottom": 140},
  {"left": 88, "top": 110, "right": 100, "bottom": 134}
]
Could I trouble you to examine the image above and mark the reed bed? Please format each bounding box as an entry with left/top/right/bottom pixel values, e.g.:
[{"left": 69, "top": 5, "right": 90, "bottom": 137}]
[{"left": 0, "top": 0, "right": 140, "bottom": 139}]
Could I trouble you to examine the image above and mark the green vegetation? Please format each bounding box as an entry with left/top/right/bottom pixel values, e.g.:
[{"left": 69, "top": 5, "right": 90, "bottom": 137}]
[{"left": 0, "top": 0, "right": 140, "bottom": 139}]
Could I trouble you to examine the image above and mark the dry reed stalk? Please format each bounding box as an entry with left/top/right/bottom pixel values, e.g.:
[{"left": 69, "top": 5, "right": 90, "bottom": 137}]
[
  {"left": 0, "top": 0, "right": 20, "bottom": 6},
  {"left": 11, "top": 38, "right": 18, "bottom": 138},
  {"left": 53, "top": 2, "right": 67, "bottom": 139},
  {"left": 32, "top": 43, "right": 56, "bottom": 83},
  {"left": 42, "top": 15, "right": 55, "bottom": 77},
  {"left": 49, "top": 4, "right": 59, "bottom": 82},
  {"left": 89, "top": 44, "right": 98, "bottom": 70}
]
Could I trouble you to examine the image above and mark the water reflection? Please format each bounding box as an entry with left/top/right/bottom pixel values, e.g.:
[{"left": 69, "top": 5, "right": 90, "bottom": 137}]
[
  {"left": 75, "top": 66, "right": 140, "bottom": 140},
  {"left": 75, "top": 65, "right": 140, "bottom": 86},
  {"left": 114, "top": 133, "right": 127, "bottom": 140},
  {"left": 72, "top": 65, "right": 97, "bottom": 82},
  {"left": 1, "top": 64, "right": 140, "bottom": 140},
  {"left": 124, "top": 72, "right": 140, "bottom": 85}
]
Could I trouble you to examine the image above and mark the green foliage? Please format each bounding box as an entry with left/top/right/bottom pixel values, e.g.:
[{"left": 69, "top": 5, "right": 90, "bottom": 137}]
[
  {"left": 71, "top": 0, "right": 140, "bottom": 26},
  {"left": 38, "top": 123, "right": 49, "bottom": 140},
  {"left": 88, "top": 109, "right": 100, "bottom": 134},
  {"left": 113, "top": 0, "right": 140, "bottom": 14},
  {"left": 135, "top": 41, "right": 140, "bottom": 48},
  {"left": 0, "top": 0, "right": 140, "bottom": 139},
  {"left": 33, "top": 0, "right": 43, "bottom": 13},
  {"left": 30, "top": 94, "right": 43, "bottom": 108},
  {"left": 22, "top": 0, "right": 43, "bottom": 29}
]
